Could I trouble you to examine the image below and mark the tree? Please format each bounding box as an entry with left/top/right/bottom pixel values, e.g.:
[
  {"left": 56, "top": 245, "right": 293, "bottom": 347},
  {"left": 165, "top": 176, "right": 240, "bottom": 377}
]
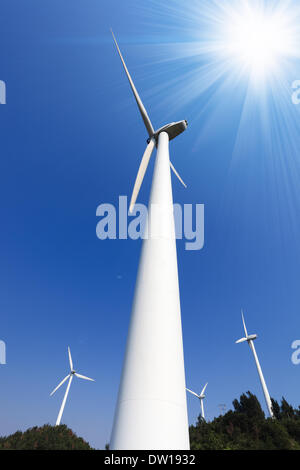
[
  {"left": 271, "top": 398, "right": 281, "bottom": 420},
  {"left": 189, "top": 391, "right": 300, "bottom": 450},
  {"left": 281, "top": 397, "right": 295, "bottom": 420},
  {"left": 233, "top": 391, "right": 265, "bottom": 420},
  {"left": 0, "top": 425, "right": 93, "bottom": 450}
]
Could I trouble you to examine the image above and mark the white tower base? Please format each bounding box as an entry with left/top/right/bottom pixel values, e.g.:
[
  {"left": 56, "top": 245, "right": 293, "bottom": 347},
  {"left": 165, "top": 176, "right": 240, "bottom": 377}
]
[
  {"left": 56, "top": 375, "right": 73, "bottom": 426},
  {"left": 200, "top": 399, "right": 205, "bottom": 420},
  {"left": 110, "top": 132, "right": 190, "bottom": 450},
  {"left": 249, "top": 340, "right": 274, "bottom": 418}
]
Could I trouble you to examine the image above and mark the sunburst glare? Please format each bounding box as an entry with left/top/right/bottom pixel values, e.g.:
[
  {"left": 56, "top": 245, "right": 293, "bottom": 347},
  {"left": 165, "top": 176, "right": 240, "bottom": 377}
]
[
  {"left": 139, "top": 0, "right": 300, "bottom": 249},
  {"left": 219, "top": 1, "right": 297, "bottom": 82}
]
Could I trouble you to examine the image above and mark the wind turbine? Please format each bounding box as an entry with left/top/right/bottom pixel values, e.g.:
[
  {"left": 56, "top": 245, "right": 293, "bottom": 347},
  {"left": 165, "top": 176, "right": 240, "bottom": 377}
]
[
  {"left": 186, "top": 383, "right": 208, "bottom": 420},
  {"left": 110, "top": 31, "right": 190, "bottom": 450},
  {"left": 50, "top": 346, "right": 94, "bottom": 426},
  {"left": 236, "top": 311, "right": 274, "bottom": 418}
]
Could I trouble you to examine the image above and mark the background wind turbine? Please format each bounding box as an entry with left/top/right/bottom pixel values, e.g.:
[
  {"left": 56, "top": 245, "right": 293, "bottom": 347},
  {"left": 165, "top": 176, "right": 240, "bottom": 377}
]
[
  {"left": 186, "top": 383, "right": 208, "bottom": 420},
  {"left": 236, "top": 311, "right": 274, "bottom": 418},
  {"left": 50, "top": 346, "right": 94, "bottom": 426},
  {"left": 110, "top": 31, "right": 190, "bottom": 450}
]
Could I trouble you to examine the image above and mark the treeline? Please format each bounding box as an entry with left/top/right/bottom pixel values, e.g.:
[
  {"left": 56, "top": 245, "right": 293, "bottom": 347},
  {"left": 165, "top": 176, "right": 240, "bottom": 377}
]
[
  {"left": 190, "top": 391, "right": 300, "bottom": 450},
  {"left": 2, "top": 394, "right": 300, "bottom": 450},
  {"left": 0, "top": 424, "right": 93, "bottom": 450}
]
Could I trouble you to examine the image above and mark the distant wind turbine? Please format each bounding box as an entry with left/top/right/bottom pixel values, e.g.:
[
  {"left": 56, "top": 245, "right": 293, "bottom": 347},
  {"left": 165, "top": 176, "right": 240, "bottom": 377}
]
[
  {"left": 50, "top": 347, "right": 94, "bottom": 426},
  {"left": 186, "top": 383, "right": 208, "bottom": 420},
  {"left": 110, "top": 31, "right": 189, "bottom": 450},
  {"left": 236, "top": 311, "right": 274, "bottom": 418}
]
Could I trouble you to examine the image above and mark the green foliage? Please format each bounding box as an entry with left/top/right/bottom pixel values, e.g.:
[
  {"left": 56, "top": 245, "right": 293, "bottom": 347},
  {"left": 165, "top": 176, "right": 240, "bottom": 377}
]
[
  {"left": 232, "top": 391, "right": 265, "bottom": 420},
  {"left": 0, "top": 424, "right": 93, "bottom": 450},
  {"left": 190, "top": 392, "right": 300, "bottom": 450}
]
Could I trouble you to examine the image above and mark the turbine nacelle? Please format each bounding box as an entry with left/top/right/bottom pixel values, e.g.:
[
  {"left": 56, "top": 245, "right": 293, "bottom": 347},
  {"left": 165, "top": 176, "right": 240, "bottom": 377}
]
[
  {"left": 247, "top": 334, "right": 258, "bottom": 341},
  {"left": 236, "top": 334, "right": 258, "bottom": 344},
  {"left": 236, "top": 310, "right": 258, "bottom": 344},
  {"left": 149, "top": 120, "right": 188, "bottom": 144}
]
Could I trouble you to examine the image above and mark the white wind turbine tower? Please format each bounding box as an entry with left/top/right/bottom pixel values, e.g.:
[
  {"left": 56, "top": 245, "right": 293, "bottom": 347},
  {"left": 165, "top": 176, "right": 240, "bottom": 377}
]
[
  {"left": 186, "top": 383, "right": 208, "bottom": 420},
  {"left": 50, "top": 347, "right": 94, "bottom": 426},
  {"left": 236, "top": 311, "right": 274, "bottom": 418},
  {"left": 110, "top": 31, "right": 190, "bottom": 450}
]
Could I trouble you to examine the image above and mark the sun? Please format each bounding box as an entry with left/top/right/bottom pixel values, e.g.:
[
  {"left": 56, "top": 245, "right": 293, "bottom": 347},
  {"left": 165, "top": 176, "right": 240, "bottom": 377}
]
[{"left": 220, "top": 2, "right": 295, "bottom": 81}]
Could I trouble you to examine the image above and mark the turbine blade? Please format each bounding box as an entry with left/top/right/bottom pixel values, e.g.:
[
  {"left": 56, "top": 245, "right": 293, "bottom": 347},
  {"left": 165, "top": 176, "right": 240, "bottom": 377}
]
[
  {"left": 186, "top": 388, "right": 200, "bottom": 398},
  {"left": 111, "top": 30, "right": 154, "bottom": 138},
  {"left": 50, "top": 375, "right": 70, "bottom": 396},
  {"left": 75, "top": 373, "right": 95, "bottom": 382},
  {"left": 241, "top": 310, "right": 248, "bottom": 337},
  {"left": 68, "top": 346, "right": 73, "bottom": 371},
  {"left": 236, "top": 337, "right": 247, "bottom": 344},
  {"left": 170, "top": 161, "right": 187, "bottom": 188},
  {"left": 129, "top": 138, "right": 156, "bottom": 213},
  {"left": 201, "top": 383, "right": 208, "bottom": 396}
]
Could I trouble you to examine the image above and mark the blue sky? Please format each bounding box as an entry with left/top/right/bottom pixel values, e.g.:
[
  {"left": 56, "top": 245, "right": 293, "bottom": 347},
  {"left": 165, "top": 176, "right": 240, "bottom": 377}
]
[{"left": 1, "top": 0, "right": 300, "bottom": 449}]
